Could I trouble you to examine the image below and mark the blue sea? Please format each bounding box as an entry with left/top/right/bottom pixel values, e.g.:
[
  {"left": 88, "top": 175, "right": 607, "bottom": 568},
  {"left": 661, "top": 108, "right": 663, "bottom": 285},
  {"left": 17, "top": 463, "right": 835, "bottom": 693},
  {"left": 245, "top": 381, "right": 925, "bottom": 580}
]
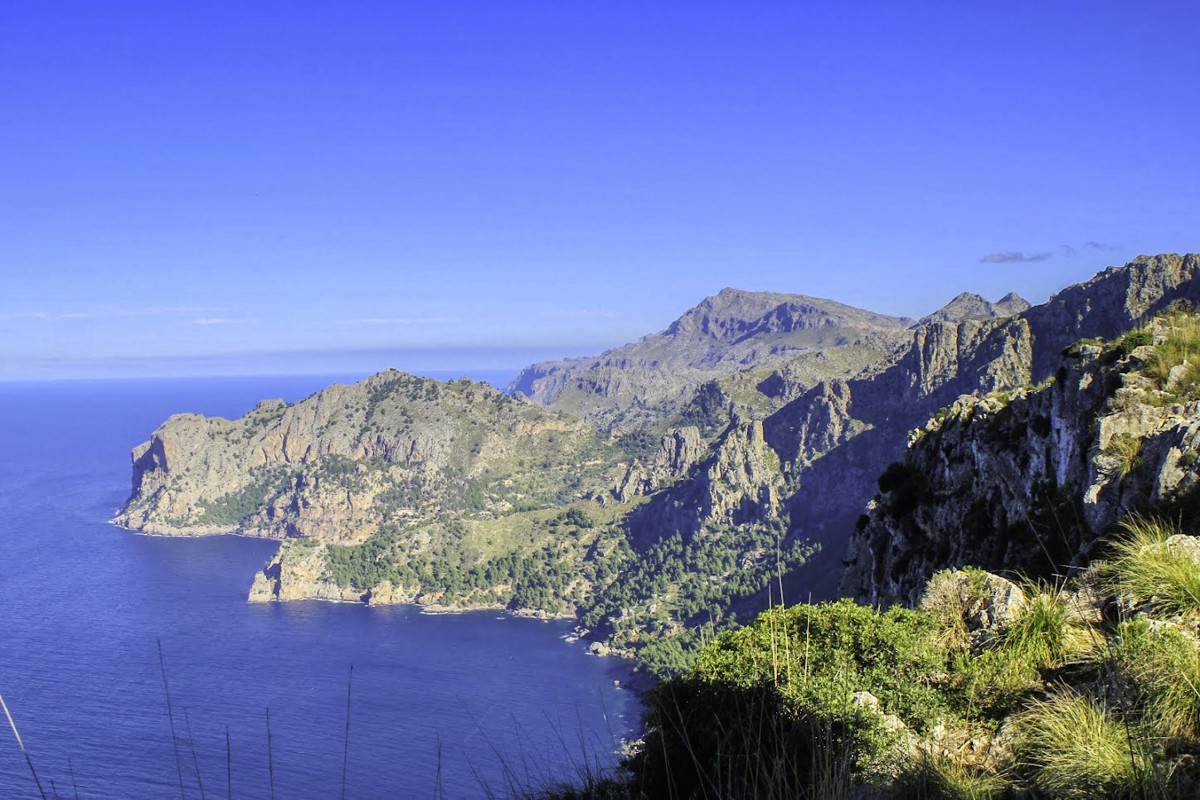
[{"left": 0, "top": 374, "right": 637, "bottom": 799}]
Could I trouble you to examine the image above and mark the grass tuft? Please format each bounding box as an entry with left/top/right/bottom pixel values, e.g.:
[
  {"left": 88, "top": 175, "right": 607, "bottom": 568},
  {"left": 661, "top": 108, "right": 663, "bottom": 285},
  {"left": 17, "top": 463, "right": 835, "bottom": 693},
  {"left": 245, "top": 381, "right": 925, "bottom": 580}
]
[
  {"left": 1105, "top": 618, "right": 1200, "bottom": 742},
  {"left": 1014, "top": 690, "right": 1162, "bottom": 799},
  {"left": 892, "top": 752, "right": 1008, "bottom": 799},
  {"left": 1105, "top": 515, "right": 1200, "bottom": 616},
  {"left": 1105, "top": 433, "right": 1144, "bottom": 479}
]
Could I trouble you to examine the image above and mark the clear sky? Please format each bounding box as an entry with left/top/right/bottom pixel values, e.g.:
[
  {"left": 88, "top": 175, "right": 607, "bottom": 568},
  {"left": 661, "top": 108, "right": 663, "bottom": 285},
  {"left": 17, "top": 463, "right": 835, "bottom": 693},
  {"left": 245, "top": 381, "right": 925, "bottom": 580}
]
[{"left": 2, "top": 1, "right": 1197, "bottom": 380}]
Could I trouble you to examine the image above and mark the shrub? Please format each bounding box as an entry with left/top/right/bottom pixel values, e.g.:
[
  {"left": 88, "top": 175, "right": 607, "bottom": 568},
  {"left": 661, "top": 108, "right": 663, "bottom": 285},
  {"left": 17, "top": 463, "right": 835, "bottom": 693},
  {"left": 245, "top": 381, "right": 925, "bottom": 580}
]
[
  {"left": 1113, "top": 327, "right": 1154, "bottom": 358},
  {"left": 693, "top": 601, "right": 948, "bottom": 732},
  {"left": 1104, "top": 618, "right": 1200, "bottom": 742}
]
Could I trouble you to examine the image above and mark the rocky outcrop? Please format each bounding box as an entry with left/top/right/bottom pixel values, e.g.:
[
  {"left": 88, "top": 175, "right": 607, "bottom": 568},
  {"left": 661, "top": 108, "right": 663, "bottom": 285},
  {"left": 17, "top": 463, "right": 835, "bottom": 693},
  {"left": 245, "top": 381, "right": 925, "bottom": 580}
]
[
  {"left": 918, "top": 291, "right": 1031, "bottom": 327},
  {"left": 248, "top": 541, "right": 365, "bottom": 603},
  {"left": 842, "top": 312, "right": 1200, "bottom": 607},
  {"left": 614, "top": 426, "right": 705, "bottom": 501}
]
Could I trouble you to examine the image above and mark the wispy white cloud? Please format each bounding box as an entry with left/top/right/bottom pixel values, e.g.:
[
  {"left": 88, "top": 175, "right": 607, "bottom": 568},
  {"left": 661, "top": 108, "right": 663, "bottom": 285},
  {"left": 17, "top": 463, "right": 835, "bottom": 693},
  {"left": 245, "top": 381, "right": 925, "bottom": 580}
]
[
  {"left": 333, "top": 316, "right": 461, "bottom": 326},
  {"left": 1084, "top": 240, "right": 1121, "bottom": 253},
  {"left": 541, "top": 308, "right": 625, "bottom": 319},
  {"left": 979, "top": 251, "right": 1052, "bottom": 264},
  {"left": 191, "top": 317, "right": 244, "bottom": 325},
  {"left": 2, "top": 305, "right": 221, "bottom": 322}
]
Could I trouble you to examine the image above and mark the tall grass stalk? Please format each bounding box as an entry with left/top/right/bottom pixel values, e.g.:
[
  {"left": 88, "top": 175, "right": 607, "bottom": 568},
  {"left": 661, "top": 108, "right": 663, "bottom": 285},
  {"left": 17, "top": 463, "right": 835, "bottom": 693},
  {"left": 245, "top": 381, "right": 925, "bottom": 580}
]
[
  {"left": 184, "top": 707, "right": 206, "bottom": 800},
  {"left": 266, "top": 706, "right": 275, "bottom": 800},
  {"left": 157, "top": 639, "right": 186, "bottom": 800},
  {"left": 341, "top": 664, "right": 354, "bottom": 800},
  {"left": 1, "top": 692, "right": 48, "bottom": 800}
]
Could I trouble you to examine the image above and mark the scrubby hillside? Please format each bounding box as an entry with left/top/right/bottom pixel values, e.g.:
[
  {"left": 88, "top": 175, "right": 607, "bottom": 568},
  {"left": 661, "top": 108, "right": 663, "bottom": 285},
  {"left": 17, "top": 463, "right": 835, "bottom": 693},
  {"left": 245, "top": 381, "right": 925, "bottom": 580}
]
[{"left": 535, "top": 309, "right": 1200, "bottom": 800}]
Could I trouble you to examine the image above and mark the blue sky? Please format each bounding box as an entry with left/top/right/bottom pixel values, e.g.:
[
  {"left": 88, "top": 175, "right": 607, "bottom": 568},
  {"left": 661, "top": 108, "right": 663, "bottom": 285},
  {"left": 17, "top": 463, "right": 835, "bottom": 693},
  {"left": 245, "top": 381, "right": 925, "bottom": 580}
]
[{"left": 1, "top": 1, "right": 1197, "bottom": 380}]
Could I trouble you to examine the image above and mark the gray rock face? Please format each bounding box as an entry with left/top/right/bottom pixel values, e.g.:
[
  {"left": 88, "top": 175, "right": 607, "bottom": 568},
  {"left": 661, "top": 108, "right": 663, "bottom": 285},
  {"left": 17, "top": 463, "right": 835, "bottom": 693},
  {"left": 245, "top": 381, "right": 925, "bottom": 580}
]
[
  {"left": 614, "top": 426, "right": 705, "bottom": 501},
  {"left": 114, "top": 370, "right": 613, "bottom": 542},
  {"left": 841, "top": 310, "right": 1200, "bottom": 607}
]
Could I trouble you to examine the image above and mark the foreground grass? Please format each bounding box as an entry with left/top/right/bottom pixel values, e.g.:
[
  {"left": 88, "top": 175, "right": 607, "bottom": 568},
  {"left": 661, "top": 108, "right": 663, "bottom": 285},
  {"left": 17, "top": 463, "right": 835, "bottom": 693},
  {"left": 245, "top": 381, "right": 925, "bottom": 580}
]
[{"left": 526, "top": 518, "right": 1200, "bottom": 799}]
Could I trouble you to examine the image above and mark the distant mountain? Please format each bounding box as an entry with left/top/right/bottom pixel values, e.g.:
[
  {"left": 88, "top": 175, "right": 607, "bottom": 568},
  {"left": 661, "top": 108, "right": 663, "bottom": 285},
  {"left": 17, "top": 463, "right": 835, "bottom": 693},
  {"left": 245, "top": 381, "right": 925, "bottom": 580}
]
[
  {"left": 917, "top": 290, "right": 1030, "bottom": 326},
  {"left": 509, "top": 288, "right": 915, "bottom": 431}
]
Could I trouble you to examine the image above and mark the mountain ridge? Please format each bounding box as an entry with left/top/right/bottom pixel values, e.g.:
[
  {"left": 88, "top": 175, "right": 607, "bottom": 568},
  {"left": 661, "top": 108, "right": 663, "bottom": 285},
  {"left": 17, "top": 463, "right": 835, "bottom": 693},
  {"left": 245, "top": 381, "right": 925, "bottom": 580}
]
[{"left": 114, "top": 253, "right": 1200, "bottom": 672}]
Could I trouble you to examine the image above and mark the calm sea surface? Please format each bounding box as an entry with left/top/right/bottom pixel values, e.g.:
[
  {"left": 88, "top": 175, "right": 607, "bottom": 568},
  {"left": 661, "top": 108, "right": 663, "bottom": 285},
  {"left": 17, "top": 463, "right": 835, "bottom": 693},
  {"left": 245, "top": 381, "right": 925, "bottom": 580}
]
[{"left": 0, "top": 375, "right": 636, "bottom": 799}]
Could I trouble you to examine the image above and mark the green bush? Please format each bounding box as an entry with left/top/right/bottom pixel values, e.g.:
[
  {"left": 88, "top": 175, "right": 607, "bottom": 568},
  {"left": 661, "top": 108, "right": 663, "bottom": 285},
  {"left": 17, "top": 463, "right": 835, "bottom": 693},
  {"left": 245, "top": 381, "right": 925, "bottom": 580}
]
[
  {"left": 1114, "top": 327, "right": 1155, "bottom": 358},
  {"left": 693, "top": 600, "right": 947, "bottom": 733}
]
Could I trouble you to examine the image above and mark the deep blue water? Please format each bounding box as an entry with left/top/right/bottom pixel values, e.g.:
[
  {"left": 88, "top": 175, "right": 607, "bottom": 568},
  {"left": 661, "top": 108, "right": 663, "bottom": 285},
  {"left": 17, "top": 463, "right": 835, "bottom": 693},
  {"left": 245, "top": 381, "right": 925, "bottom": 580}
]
[{"left": 0, "top": 375, "right": 636, "bottom": 799}]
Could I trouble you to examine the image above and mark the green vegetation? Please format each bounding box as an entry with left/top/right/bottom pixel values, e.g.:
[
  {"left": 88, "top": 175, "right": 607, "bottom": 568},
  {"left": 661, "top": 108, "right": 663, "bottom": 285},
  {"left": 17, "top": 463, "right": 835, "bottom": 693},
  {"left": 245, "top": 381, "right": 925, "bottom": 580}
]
[
  {"left": 1014, "top": 691, "right": 1162, "bottom": 800},
  {"left": 534, "top": 518, "right": 1200, "bottom": 799},
  {"left": 1112, "top": 326, "right": 1155, "bottom": 358},
  {"left": 1103, "top": 515, "right": 1200, "bottom": 616},
  {"left": 1104, "top": 432, "right": 1144, "bottom": 478},
  {"left": 1143, "top": 311, "right": 1200, "bottom": 400},
  {"left": 197, "top": 466, "right": 294, "bottom": 526},
  {"left": 582, "top": 517, "right": 814, "bottom": 675},
  {"left": 675, "top": 381, "right": 731, "bottom": 438}
]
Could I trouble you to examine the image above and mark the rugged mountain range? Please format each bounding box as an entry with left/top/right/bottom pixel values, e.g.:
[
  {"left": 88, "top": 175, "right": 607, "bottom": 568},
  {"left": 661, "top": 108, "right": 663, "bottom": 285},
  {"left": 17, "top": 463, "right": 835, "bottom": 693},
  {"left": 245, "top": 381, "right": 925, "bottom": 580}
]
[{"left": 115, "top": 253, "right": 1200, "bottom": 670}]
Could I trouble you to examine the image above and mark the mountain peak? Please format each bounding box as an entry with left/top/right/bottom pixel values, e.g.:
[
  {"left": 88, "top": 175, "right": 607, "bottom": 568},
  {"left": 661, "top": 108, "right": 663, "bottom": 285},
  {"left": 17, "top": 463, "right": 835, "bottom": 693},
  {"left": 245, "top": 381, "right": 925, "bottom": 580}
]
[{"left": 918, "top": 290, "right": 1030, "bottom": 327}]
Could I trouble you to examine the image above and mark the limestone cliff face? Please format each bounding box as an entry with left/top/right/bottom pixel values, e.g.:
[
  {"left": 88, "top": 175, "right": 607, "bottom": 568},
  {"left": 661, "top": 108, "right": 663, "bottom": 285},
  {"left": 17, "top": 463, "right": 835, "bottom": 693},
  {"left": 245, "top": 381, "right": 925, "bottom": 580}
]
[
  {"left": 753, "top": 254, "right": 1200, "bottom": 600},
  {"left": 114, "top": 370, "right": 613, "bottom": 543},
  {"left": 617, "top": 418, "right": 786, "bottom": 552},
  {"left": 842, "top": 313, "right": 1200, "bottom": 608}
]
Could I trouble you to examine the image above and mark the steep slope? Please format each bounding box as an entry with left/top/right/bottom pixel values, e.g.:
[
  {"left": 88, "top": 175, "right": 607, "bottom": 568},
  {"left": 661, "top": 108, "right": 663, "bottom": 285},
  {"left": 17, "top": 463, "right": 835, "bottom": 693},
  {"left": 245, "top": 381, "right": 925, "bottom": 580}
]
[
  {"left": 747, "top": 253, "right": 1200, "bottom": 600},
  {"left": 115, "top": 253, "right": 1200, "bottom": 672},
  {"left": 116, "top": 370, "right": 614, "bottom": 541},
  {"left": 508, "top": 288, "right": 916, "bottom": 431},
  {"left": 843, "top": 308, "right": 1200, "bottom": 607}
]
